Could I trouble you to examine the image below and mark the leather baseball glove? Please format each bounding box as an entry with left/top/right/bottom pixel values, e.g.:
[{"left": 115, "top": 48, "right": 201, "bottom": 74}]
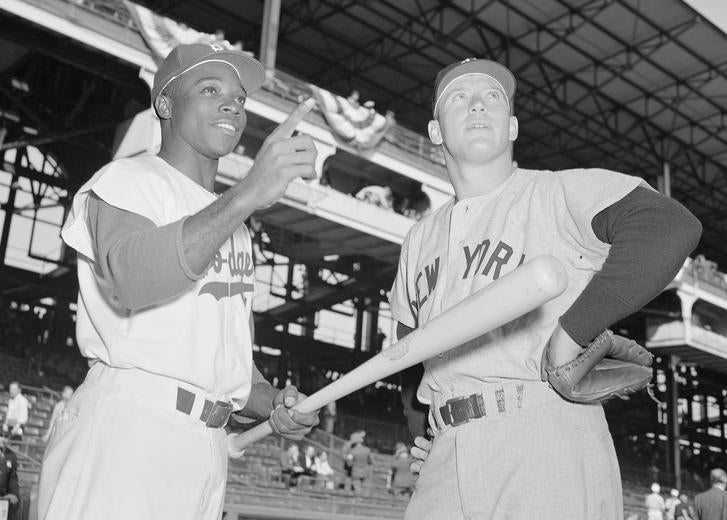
[{"left": 541, "top": 329, "right": 654, "bottom": 402}]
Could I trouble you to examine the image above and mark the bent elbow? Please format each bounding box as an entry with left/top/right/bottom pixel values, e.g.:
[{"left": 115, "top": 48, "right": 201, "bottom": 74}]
[{"left": 675, "top": 209, "right": 703, "bottom": 255}]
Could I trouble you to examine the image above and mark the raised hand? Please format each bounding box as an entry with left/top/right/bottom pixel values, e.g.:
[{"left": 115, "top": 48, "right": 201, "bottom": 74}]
[{"left": 240, "top": 98, "right": 318, "bottom": 209}]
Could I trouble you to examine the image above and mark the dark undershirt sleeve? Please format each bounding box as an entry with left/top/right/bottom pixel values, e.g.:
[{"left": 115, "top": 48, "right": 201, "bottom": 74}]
[
  {"left": 559, "top": 186, "right": 702, "bottom": 345},
  {"left": 86, "top": 193, "right": 206, "bottom": 310}
]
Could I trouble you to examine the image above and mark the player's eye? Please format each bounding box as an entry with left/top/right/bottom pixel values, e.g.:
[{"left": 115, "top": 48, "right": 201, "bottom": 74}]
[
  {"left": 201, "top": 85, "right": 218, "bottom": 94},
  {"left": 486, "top": 90, "right": 502, "bottom": 101},
  {"left": 451, "top": 91, "right": 467, "bottom": 102},
  {"left": 235, "top": 95, "right": 247, "bottom": 105}
]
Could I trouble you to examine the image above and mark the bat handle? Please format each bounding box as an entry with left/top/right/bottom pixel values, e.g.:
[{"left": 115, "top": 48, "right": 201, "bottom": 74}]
[{"left": 227, "top": 421, "right": 274, "bottom": 458}]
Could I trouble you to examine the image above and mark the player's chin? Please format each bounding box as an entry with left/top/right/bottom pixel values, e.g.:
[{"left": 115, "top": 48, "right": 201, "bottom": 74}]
[{"left": 205, "top": 140, "right": 239, "bottom": 159}]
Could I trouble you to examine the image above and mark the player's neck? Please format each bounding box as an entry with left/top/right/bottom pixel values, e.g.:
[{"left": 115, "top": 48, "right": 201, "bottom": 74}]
[
  {"left": 158, "top": 144, "right": 219, "bottom": 192},
  {"left": 447, "top": 153, "right": 515, "bottom": 200}
]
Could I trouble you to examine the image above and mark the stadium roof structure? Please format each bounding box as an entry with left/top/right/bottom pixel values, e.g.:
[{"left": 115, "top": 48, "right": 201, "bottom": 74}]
[{"left": 130, "top": 0, "right": 727, "bottom": 265}]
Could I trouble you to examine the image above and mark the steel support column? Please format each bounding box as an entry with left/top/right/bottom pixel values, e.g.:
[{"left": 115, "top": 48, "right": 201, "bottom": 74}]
[
  {"left": 0, "top": 151, "right": 22, "bottom": 273},
  {"left": 260, "top": 0, "right": 282, "bottom": 74},
  {"left": 665, "top": 354, "right": 681, "bottom": 489}
]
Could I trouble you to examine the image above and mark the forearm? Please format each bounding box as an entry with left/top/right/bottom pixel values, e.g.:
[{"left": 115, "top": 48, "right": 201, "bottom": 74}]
[
  {"left": 180, "top": 180, "right": 260, "bottom": 274},
  {"left": 561, "top": 187, "right": 701, "bottom": 345},
  {"left": 238, "top": 381, "right": 277, "bottom": 420}
]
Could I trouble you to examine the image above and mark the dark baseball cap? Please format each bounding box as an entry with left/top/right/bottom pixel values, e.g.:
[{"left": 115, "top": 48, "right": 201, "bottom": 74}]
[
  {"left": 151, "top": 43, "right": 266, "bottom": 103},
  {"left": 432, "top": 58, "right": 516, "bottom": 117}
]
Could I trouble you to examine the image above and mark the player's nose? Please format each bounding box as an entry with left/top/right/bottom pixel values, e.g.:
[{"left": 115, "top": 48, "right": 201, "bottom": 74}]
[
  {"left": 220, "top": 96, "right": 242, "bottom": 116},
  {"left": 469, "top": 95, "right": 487, "bottom": 112}
]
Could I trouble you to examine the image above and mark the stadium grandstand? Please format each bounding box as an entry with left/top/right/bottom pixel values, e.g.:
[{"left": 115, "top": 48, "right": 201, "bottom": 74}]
[{"left": 0, "top": 0, "right": 727, "bottom": 518}]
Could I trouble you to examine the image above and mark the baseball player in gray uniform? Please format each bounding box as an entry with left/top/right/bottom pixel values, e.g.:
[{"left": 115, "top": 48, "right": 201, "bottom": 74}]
[
  {"left": 39, "top": 44, "right": 320, "bottom": 520},
  {"left": 389, "top": 58, "right": 701, "bottom": 519}
]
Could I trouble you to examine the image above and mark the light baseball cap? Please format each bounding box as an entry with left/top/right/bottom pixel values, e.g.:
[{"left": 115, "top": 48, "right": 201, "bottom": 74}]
[
  {"left": 432, "top": 58, "right": 516, "bottom": 117},
  {"left": 151, "top": 43, "right": 265, "bottom": 104}
]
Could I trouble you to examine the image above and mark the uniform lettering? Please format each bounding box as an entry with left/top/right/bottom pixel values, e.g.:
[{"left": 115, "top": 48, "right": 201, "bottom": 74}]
[
  {"left": 414, "top": 271, "right": 428, "bottom": 309},
  {"left": 410, "top": 257, "right": 441, "bottom": 317},
  {"left": 460, "top": 239, "right": 524, "bottom": 281},
  {"left": 463, "top": 242, "right": 483, "bottom": 279},
  {"left": 482, "top": 241, "right": 513, "bottom": 280},
  {"left": 474, "top": 239, "right": 491, "bottom": 274},
  {"left": 200, "top": 236, "right": 255, "bottom": 303},
  {"left": 424, "top": 257, "right": 440, "bottom": 294}
]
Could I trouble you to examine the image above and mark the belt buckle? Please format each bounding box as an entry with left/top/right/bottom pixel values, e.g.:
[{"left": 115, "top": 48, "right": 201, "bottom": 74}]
[
  {"left": 205, "top": 400, "right": 233, "bottom": 428},
  {"left": 445, "top": 396, "right": 472, "bottom": 427}
]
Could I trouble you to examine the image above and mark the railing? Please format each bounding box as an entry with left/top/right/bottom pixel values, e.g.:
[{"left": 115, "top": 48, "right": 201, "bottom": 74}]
[
  {"left": 9, "top": 440, "right": 45, "bottom": 468},
  {"left": 60, "top": 0, "right": 135, "bottom": 27},
  {"left": 21, "top": 384, "right": 61, "bottom": 403}
]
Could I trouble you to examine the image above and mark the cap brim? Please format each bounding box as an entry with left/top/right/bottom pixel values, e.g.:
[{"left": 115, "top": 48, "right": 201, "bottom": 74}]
[
  {"left": 153, "top": 51, "right": 266, "bottom": 103},
  {"left": 208, "top": 51, "right": 266, "bottom": 95},
  {"left": 433, "top": 59, "right": 516, "bottom": 116}
]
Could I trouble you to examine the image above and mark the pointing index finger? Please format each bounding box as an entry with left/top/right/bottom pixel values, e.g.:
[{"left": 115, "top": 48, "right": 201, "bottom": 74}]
[{"left": 270, "top": 98, "right": 316, "bottom": 140}]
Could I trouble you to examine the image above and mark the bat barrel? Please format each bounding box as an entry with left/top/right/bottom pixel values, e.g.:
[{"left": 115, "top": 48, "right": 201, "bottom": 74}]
[{"left": 528, "top": 255, "right": 568, "bottom": 297}]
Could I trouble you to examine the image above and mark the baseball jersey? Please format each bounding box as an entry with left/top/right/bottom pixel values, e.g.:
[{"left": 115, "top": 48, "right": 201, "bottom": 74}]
[
  {"left": 389, "top": 167, "right": 645, "bottom": 405},
  {"left": 62, "top": 155, "right": 254, "bottom": 405}
]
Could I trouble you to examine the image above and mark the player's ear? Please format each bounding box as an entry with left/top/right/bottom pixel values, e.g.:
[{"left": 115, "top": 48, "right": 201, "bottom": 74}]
[
  {"left": 508, "top": 116, "right": 519, "bottom": 142},
  {"left": 428, "top": 120, "right": 443, "bottom": 145},
  {"left": 154, "top": 94, "right": 172, "bottom": 120}
]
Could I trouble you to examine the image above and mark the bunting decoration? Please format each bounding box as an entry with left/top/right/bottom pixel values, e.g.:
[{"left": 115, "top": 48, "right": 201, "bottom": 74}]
[
  {"left": 310, "top": 86, "right": 396, "bottom": 150},
  {"left": 124, "top": 1, "right": 247, "bottom": 63}
]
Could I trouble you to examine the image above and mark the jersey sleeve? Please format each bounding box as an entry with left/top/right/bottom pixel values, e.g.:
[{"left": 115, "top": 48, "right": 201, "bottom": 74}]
[
  {"left": 552, "top": 168, "right": 648, "bottom": 255},
  {"left": 389, "top": 229, "right": 418, "bottom": 329},
  {"left": 87, "top": 194, "right": 204, "bottom": 310},
  {"left": 62, "top": 158, "right": 173, "bottom": 262}
]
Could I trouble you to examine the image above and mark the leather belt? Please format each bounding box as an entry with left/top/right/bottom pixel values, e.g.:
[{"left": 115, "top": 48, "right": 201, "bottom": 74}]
[
  {"left": 176, "top": 387, "right": 233, "bottom": 428},
  {"left": 439, "top": 393, "right": 487, "bottom": 426},
  {"left": 438, "top": 383, "right": 525, "bottom": 427}
]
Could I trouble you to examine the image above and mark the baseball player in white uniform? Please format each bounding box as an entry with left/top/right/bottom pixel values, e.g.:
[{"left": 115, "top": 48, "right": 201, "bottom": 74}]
[
  {"left": 38, "top": 43, "right": 320, "bottom": 520},
  {"left": 390, "top": 58, "right": 701, "bottom": 519}
]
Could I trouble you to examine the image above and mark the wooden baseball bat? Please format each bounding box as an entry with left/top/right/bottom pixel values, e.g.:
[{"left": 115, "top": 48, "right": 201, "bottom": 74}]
[{"left": 228, "top": 255, "right": 567, "bottom": 456}]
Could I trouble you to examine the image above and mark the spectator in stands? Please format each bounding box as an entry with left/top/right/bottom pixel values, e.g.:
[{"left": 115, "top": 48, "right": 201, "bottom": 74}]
[
  {"left": 388, "top": 442, "right": 416, "bottom": 497},
  {"left": 675, "top": 493, "right": 695, "bottom": 520},
  {"left": 0, "top": 432, "right": 19, "bottom": 520},
  {"left": 280, "top": 444, "right": 304, "bottom": 487},
  {"left": 393, "top": 184, "right": 431, "bottom": 221},
  {"left": 42, "top": 385, "right": 74, "bottom": 443},
  {"left": 666, "top": 488, "right": 682, "bottom": 520},
  {"left": 347, "top": 431, "right": 373, "bottom": 495},
  {"left": 315, "top": 451, "right": 335, "bottom": 489},
  {"left": 302, "top": 445, "right": 318, "bottom": 477},
  {"left": 342, "top": 430, "right": 362, "bottom": 486},
  {"left": 694, "top": 468, "right": 727, "bottom": 520},
  {"left": 1, "top": 383, "right": 28, "bottom": 441},
  {"left": 355, "top": 185, "right": 394, "bottom": 210},
  {"left": 646, "top": 483, "right": 666, "bottom": 520}
]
